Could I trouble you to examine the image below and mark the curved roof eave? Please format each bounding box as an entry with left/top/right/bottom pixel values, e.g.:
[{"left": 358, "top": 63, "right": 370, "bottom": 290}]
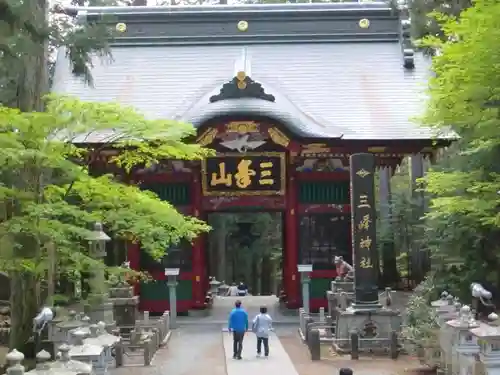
[{"left": 176, "top": 81, "right": 344, "bottom": 139}]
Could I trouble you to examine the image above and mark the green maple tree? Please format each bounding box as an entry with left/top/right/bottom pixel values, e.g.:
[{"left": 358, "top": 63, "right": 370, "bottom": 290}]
[
  {"left": 0, "top": 96, "right": 211, "bottom": 350},
  {"left": 418, "top": 0, "right": 500, "bottom": 298}
]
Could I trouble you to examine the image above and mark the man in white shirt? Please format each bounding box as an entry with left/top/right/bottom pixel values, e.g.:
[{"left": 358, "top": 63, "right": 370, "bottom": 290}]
[
  {"left": 252, "top": 306, "right": 273, "bottom": 357},
  {"left": 227, "top": 282, "right": 239, "bottom": 296}
]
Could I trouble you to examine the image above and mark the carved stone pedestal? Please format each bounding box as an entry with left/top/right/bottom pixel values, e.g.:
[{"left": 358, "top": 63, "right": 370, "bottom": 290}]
[
  {"left": 109, "top": 285, "right": 139, "bottom": 329},
  {"left": 333, "top": 306, "right": 401, "bottom": 354},
  {"left": 85, "top": 294, "right": 116, "bottom": 331}
]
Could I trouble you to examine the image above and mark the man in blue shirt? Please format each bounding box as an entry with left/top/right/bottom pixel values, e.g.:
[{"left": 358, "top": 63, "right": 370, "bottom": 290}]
[{"left": 228, "top": 300, "right": 248, "bottom": 359}]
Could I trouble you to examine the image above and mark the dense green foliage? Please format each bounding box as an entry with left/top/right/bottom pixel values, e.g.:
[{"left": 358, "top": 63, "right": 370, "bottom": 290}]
[
  {"left": 408, "top": 0, "right": 472, "bottom": 40},
  {"left": 415, "top": 0, "right": 500, "bottom": 299},
  {"left": 0, "top": 95, "right": 211, "bottom": 349}
]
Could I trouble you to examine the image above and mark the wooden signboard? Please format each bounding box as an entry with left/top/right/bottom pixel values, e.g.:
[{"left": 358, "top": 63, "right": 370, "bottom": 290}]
[{"left": 201, "top": 152, "right": 286, "bottom": 196}]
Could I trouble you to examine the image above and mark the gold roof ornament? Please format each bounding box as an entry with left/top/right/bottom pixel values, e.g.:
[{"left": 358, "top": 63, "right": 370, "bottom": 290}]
[
  {"left": 236, "top": 71, "right": 247, "bottom": 90},
  {"left": 116, "top": 23, "right": 127, "bottom": 33},
  {"left": 237, "top": 20, "right": 249, "bottom": 32},
  {"left": 358, "top": 19, "right": 370, "bottom": 29}
]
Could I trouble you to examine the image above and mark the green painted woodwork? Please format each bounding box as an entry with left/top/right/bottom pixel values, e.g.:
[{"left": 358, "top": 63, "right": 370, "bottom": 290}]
[
  {"left": 299, "top": 181, "right": 349, "bottom": 204},
  {"left": 310, "top": 277, "right": 331, "bottom": 299},
  {"left": 139, "top": 279, "right": 193, "bottom": 301},
  {"left": 141, "top": 182, "right": 191, "bottom": 205}
]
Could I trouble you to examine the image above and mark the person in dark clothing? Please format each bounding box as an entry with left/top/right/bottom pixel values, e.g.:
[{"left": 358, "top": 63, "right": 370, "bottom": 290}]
[
  {"left": 228, "top": 300, "right": 249, "bottom": 359},
  {"left": 237, "top": 281, "right": 248, "bottom": 296}
]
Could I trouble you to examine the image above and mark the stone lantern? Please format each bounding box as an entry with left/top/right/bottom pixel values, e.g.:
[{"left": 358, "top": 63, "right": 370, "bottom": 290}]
[
  {"left": 86, "top": 222, "right": 114, "bottom": 328},
  {"left": 470, "top": 312, "right": 500, "bottom": 375},
  {"left": 445, "top": 305, "right": 480, "bottom": 375}
]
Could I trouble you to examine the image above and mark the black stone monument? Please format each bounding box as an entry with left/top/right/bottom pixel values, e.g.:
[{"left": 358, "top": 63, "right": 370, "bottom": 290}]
[{"left": 349, "top": 153, "right": 381, "bottom": 309}]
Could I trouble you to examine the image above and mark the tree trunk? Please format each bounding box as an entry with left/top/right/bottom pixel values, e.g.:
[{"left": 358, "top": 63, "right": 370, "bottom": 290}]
[
  {"left": 9, "top": 0, "right": 49, "bottom": 353},
  {"left": 46, "top": 242, "right": 56, "bottom": 306},
  {"left": 9, "top": 272, "right": 38, "bottom": 353}
]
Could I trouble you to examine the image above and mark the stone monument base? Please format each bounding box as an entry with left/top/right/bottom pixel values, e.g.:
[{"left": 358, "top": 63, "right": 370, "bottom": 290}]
[
  {"left": 86, "top": 302, "right": 116, "bottom": 331},
  {"left": 333, "top": 305, "right": 402, "bottom": 354}
]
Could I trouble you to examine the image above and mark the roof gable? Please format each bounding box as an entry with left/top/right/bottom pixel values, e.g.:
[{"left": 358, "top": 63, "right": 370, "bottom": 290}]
[{"left": 51, "top": 3, "right": 446, "bottom": 142}]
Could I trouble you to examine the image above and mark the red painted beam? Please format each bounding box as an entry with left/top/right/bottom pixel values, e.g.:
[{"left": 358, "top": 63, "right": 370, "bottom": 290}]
[{"left": 191, "top": 172, "right": 206, "bottom": 309}]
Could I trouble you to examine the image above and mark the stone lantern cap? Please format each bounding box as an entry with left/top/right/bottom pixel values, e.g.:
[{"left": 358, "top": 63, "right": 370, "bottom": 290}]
[
  {"left": 209, "top": 278, "right": 221, "bottom": 286},
  {"left": 469, "top": 321, "right": 500, "bottom": 339},
  {"left": 6, "top": 349, "right": 24, "bottom": 363},
  {"left": 57, "top": 311, "right": 82, "bottom": 330},
  {"left": 84, "top": 322, "right": 119, "bottom": 347},
  {"left": 447, "top": 305, "right": 479, "bottom": 328},
  {"left": 52, "top": 344, "right": 93, "bottom": 374},
  {"left": 69, "top": 330, "right": 103, "bottom": 357}
]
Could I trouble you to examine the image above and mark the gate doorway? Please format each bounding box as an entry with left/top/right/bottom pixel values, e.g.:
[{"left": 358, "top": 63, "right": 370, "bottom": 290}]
[{"left": 206, "top": 212, "right": 283, "bottom": 296}]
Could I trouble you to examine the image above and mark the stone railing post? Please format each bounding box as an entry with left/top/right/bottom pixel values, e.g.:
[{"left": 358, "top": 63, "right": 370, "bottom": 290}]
[
  {"left": 164, "top": 311, "right": 171, "bottom": 332},
  {"left": 299, "top": 308, "right": 307, "bottom": 338},
  {"left": 390, "top": 331, "right": 399, "bottom": 359},
  {"left": 115, "top": 340, "right": 124, "bottom": 367},
  {"left": 308, "top": 329, "right": 320, "bottom": 360},
  {"left": 319, "top": 307, "right": 325, "bottom": 323},
  {"left": 6, "top": 349, "right": 24, "bottom": 375},
  {"left": 325, "top": 315, "right": 333, "bottom": 339},
  {"left": 143, "top": 338, "right": 152, "bottom": 366},
  {"left": 305, "top": 317, "right": 314, "bottom": 343},
  {"left": 350, "top": 331, "right": 359, "bottom": 360}
]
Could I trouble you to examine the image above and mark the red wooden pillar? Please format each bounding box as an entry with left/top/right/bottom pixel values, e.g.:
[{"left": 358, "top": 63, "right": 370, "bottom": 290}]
[
  {"left": 127, "top": 240, "right": 141, "bottom": 297},
  {"left": 285, "top": 170, "right": 300, "bottom": 308},
  {"left": 191, "top": 173, "right": 205, "bottom": 309}
]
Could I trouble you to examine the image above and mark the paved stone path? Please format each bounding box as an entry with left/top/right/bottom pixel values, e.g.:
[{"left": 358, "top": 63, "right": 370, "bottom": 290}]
[
  {"left": 223, "top": 331, "right": 299, "bottom": 375},
  {"left": 111, "top": 326, "right": 226, "bottom": 375},
  {"left": 178, "top": 295, "right": 298, "bottom": 325}
]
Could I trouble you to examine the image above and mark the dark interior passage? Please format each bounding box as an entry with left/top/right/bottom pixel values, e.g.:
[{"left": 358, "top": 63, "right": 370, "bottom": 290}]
[{"left": 206, "top": 212, "right": 283, "bottom": 296}]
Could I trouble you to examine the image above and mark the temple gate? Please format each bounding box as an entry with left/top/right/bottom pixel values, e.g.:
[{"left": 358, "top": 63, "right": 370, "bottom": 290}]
[{"left": 53, "top": 2, "right": 451, "bottom": 313}]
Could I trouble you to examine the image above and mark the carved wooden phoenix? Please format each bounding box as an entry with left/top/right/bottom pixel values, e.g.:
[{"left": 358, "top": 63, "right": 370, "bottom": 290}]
[{"left": 219, "top": 134, "right": 266, "bottom": 152}]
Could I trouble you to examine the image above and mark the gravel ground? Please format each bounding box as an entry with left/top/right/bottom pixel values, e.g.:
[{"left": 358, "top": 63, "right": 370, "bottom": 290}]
[{"left": 278, "top": 330, "right": 424, "bottom": 375}]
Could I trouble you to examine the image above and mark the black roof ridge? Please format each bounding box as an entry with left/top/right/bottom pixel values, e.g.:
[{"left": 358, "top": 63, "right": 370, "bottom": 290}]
[
  {"left": 69, "top": 2, "right": 394, "bottom": 17},
  {"left": 177, "top": 75, "right": 344, "bottom": 139}
]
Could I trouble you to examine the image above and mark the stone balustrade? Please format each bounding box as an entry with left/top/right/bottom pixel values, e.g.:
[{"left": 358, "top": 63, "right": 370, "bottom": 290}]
[
  {"left": 133, "top": 310, "right": 171, "bottom": 347},
  {"left": 418, "top": 291, "right": 500, "bottom": 375}
]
